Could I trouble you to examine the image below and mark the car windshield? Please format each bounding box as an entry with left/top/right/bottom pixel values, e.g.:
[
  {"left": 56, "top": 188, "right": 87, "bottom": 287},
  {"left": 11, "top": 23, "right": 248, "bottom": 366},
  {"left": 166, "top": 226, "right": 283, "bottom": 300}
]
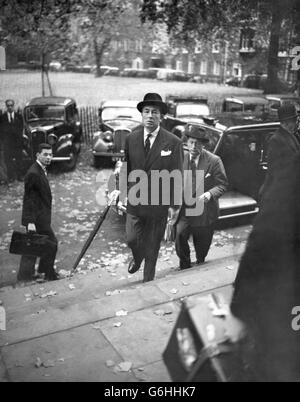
[
  {"left": 244, "top": 103, "right": 266, "bottom": 113},
  {"left": 25, "top": 105, "right": 65, "bottom": 121},
  {"left": 102, "top": 107, "right": 142, "bottom": 122},
  {"left": 176, "top": 103, "right": 209, "bottom": 117}
]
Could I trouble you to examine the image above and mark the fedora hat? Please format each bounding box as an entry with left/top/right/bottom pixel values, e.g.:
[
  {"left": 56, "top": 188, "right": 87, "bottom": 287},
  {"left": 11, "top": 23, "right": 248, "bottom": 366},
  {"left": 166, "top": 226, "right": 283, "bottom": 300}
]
[
  {"left": 184, "top": 124, "right": 209, "bottom": 143},
  {"left": 278, "top": 104, "right": 298, "bottom": 121},
  {"left": 137, "top": 93, "right": 168, "bottom": 114}
]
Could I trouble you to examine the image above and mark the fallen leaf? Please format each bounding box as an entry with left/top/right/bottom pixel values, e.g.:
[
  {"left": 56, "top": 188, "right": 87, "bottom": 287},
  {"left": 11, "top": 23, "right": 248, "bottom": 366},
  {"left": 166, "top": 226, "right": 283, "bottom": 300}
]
[
  {"left": 35, "top": 357, "right": 42, "bottom": 368},
  {"left": 91, "top": 324, "right": 101, "bottom": 330},
  {"left": 42, "top": 360, "right": 55, "bottom": 368},
  {"left": 113, "top": 322, "right": 122, "bottom": 327},
  {"left": 68, "top": 284, "right": 76, "bottom": 290},
  {"left": 116, "top": 361, "right": 132, "bottom": 372},
  {"left": 116, "top": 309, "right": 128, "bottom": 317},
  {"left": 170, "top": 288, "right": 178, "bottom": 294},
  {"left": 105, "top": 360, "right": 115, "bottom": 368}
]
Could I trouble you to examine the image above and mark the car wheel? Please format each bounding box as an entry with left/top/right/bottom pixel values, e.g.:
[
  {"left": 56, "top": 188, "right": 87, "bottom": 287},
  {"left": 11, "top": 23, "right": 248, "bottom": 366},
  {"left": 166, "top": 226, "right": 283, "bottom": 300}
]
[{"left": 62, "top": 146, "right": 78, "bottom": 171}]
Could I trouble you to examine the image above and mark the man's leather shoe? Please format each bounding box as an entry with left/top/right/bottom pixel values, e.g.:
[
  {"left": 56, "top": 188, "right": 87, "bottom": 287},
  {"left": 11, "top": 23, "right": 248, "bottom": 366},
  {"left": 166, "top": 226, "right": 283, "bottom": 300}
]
[
  {"left": 128, "top": 259, "right": 140, "bottom": 274},
  {"left": 45, "top": 272, "right": 60, "bottom": 281}
]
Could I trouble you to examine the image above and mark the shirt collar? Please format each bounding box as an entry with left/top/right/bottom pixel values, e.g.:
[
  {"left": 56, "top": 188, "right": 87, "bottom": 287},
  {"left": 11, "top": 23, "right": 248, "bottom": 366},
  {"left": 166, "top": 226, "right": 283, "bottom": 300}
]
[
  {"left": 144, "top": 125, "right": 160, "bottom": 140},
  {"left": 36, "top": 160, "right": 47, "bottom": 174}
]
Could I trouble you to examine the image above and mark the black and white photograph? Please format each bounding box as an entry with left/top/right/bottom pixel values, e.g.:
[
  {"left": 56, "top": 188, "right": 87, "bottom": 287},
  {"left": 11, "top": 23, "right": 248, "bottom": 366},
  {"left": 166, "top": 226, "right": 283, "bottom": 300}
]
[{"left": 0, "top": 0, "right": 300, "bottom": 385}]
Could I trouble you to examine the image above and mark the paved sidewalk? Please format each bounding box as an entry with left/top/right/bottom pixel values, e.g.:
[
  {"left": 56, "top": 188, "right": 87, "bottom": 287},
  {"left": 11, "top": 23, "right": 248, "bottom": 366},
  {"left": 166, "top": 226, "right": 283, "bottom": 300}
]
[{"left": 0, "top": 253, "right": 240, "bottom": 382}]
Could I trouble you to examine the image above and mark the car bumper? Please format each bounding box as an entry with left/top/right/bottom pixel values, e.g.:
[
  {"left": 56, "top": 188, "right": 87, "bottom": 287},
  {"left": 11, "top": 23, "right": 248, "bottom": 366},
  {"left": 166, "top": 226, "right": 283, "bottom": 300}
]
[
  {"left": 93, "top": 150, "right": 125, "bottom": 158},
  {"left": 52, "top": 156, "right": 73, "bottom": 162}
]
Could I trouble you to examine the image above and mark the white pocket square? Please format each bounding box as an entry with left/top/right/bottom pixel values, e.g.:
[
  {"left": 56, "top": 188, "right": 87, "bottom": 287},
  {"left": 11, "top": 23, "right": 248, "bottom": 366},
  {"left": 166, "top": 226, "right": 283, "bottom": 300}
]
[
  {"left": 205, "top": 173, "right": 211, "bottom": 179},
  {"left": 161, "top": 150, "right": 172, "bottom": 156}
]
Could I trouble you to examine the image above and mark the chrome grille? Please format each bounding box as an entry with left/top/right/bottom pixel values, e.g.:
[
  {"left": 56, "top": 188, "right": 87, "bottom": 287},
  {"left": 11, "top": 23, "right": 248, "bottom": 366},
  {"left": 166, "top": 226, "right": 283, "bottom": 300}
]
[
  {"left": 31, "top": 130, "right": 47, "bottom": 155},
  {"left": 114, "top": 129, "right": 130, "bottom": 153}
]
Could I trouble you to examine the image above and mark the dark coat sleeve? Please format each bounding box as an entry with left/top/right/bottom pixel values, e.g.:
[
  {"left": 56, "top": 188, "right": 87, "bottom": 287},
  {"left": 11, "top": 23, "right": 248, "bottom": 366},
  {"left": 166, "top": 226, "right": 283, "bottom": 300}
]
[
  {"left": 209, "top": 156, "right": 228, "bottom": 200},
  {"left": 169, "top": 138, "right": 184, "bottom": 209},
  {"left": 22, "top": 172, "right": 42, "bottom": 225}
]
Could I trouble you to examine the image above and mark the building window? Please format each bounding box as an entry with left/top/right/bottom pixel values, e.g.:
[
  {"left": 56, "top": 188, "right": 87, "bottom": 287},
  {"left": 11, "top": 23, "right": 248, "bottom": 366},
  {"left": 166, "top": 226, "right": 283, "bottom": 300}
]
[
  {"left": 212, "top": 42, "right": 220, "bottom": 53},
  {"left": 240, "top": 29, "right": 255, "bottom": 52},
  {"left": 124, "top": 39, "right": 129, "bottom": 52},
  {"left": 195, "top": 42, "right": 202, "bottom": 54},
  {"left": 135, "top": 39, "right": 143, "bottom": 52},
  {"left": 176, "top": 60, "right": 183, "bottom": 71},
  {"left": 200, "top": 60, "right": 207, "bottom": 75},
  {"left": 188, "top": 61, "right": 194, "bottom": 74},
  {"left": 213, "top": 61, "right": 221, "bottom": 76},
  {"left": 233, "top": 63, "right": 242, "bottom": 77}
]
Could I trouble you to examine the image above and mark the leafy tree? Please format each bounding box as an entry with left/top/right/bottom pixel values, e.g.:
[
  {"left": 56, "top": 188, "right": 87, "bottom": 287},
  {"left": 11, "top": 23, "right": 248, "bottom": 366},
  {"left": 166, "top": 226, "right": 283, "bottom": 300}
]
[
  {"left": 0, "top": 0, "right": 76, "bottom": 94},
  {"left": 75, "top": 0, "right": 129, "bottom": 77},
  {"left": 141, "top": 0, "right": 300, "bottom": 93}
]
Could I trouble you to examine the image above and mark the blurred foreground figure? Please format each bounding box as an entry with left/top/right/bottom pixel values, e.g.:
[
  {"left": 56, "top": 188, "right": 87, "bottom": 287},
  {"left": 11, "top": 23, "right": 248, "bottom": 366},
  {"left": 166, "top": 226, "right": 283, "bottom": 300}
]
[{"left": 231, "top": 144, "right": 300, "bottom": 381}]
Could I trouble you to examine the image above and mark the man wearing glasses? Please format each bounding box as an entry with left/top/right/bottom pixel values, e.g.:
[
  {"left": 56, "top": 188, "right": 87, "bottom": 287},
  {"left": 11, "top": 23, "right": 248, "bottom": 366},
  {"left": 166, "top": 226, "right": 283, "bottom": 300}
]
[{"left": 0, "top": 99, "right": 24, "bottom": 182}]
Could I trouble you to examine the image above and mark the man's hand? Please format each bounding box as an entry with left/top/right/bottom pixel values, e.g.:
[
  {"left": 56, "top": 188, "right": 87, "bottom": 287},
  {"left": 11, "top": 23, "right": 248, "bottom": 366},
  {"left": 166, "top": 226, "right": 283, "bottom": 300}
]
[
  {"left": 27, "top": 223, "right": 36, "bottom": 233},
  {"left": 168, "top": 207, "right": 179, "bottom": 225},
  {"left": 199, "top": 192, "right": 211, "bottom": 203}
]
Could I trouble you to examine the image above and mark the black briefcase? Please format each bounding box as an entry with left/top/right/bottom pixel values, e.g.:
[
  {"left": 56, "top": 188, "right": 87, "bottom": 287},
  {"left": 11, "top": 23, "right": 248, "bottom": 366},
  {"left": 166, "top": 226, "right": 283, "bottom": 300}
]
[
  {"left": 9, "top": 231, "right": 49, "bottom": 257},
  {"left": 163, "top": 293, "right": 255, "bottom": 382}
]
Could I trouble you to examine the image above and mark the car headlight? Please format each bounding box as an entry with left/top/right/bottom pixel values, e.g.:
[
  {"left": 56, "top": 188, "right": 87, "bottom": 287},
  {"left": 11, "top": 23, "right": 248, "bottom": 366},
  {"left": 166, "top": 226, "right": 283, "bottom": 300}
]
[
  {"left": 101, "top": 131, "right": 113, "bottom": 142},
  {"left": 48, "top": 134, "right": 58, "bottom": 145}
]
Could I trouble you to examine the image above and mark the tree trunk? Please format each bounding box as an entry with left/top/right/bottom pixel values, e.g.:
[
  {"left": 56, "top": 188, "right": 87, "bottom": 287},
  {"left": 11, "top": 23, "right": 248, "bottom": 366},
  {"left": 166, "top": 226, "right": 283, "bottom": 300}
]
[
  {"left": 264, "top": 1, "right": 284, "bottom": 94},
  {"left": 41, "top": 52, "right": 45, "bottom": 96},
  {"left": 94, "top": 38, "right": 102, "bottom": 77}
]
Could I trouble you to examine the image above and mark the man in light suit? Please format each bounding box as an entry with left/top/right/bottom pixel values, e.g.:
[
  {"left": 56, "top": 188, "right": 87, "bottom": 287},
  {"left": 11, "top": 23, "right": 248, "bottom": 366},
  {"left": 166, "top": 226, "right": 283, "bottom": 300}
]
[
  {"left": 125, "top": 93, "right": 183, "bottom": 282},
  {"left": 17, "top": 143, "right": 59, "bottom": 282},
  {"left": 175, "top": 125, "right": 228, "bottom": 270},
  {"left": 0, "top": 99, "right": 24, "bottom": 182}
]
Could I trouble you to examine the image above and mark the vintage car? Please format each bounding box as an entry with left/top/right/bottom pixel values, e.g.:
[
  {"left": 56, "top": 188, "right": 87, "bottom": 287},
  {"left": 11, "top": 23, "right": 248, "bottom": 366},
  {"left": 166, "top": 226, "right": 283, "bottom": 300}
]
[
  {"left": 92, "top": 100, "right": 142, "bottom": 166},
  {"left": 215, "top": 95, "right": 272, "bottom": 126},
  {"left": 161, "top": 96, "right": 216, "bottom": 136},
  {"left": 23, "top": 96, "right": 82, "bottom": 170},
  {"left": 114, "top": 120, "right": 280, "bottom": 223},
  {"left": 265, "top": 94, "right": 300, "bottom": 119}
]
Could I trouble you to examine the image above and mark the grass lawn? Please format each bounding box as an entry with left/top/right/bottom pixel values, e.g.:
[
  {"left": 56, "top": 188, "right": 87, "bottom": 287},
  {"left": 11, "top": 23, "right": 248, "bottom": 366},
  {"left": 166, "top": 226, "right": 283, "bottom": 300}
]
[{"left": 0, "top": 69, "right": 263, "bottom": 109}]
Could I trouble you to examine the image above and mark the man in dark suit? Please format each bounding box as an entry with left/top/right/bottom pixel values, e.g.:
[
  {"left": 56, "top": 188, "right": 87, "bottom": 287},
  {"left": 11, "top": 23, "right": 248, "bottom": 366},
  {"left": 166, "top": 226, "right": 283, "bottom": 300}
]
[
  {"left": 0, "top": 99, "right": 24, "bottom": 182},
  {"left": 260, "top": 104, "right": 300, "bottom": 200},
  {"left": 175, "top": 125, "right": 228, "bottom": 270},
  {"left": 125, "top": 93, "right": 183, "bottom": 282},
  {"left": 17, "top": 143, "right": 59, "bottom": 282}
]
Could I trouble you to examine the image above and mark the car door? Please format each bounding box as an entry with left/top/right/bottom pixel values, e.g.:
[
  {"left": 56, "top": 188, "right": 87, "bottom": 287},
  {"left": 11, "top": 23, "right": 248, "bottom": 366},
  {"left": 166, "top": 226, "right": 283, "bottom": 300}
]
[{"left": 215, "top": 123, "right": 279, "bottom": 201}]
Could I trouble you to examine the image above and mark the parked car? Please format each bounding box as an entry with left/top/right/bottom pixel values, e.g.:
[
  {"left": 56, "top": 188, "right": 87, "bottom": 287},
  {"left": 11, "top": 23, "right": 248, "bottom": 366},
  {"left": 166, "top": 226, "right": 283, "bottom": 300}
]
[
  {"left": 92, "top": 100, "right": 142, "bottom": 167},
  {"left": 156, "top": 68, "right": 190, "bottom": 81},
  {"left": 114, "top": 120, "right": 280, "bottom": 222},
  {"left": 265, "top": 94, "right": 300, "bottom": 119},
  {"left": 49, "top": 61, "right": 62, "bottom": 72},
  {"left": 225, "top": 76, "right": 242, "bottom": 87},
  {"left": 92, "top": 65, "right": 120, "bottom": 76},
  {"left": 23, "top": 97, "right": 82, "bottom": 170},
  {"left": 215, "top": 96, "right": 272, "bottom": 126},
  {"left": 242, "top": 74, "right": 267, "bottom": 90},
  {"left": 162, "top": 96, "right": 213, "bottom": 135}
]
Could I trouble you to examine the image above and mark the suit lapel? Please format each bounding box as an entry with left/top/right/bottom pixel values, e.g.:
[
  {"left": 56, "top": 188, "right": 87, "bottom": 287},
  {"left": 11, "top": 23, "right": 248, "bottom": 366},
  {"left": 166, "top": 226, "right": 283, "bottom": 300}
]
[{"left": 144, "top": 129, "right": 166, "bottom": 171}]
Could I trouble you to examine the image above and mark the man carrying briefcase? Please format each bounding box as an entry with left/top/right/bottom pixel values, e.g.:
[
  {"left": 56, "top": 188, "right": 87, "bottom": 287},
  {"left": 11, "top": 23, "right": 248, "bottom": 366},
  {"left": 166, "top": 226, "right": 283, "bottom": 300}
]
[{"left": 17, "top": 143, "right": 59, "bottom": 282}]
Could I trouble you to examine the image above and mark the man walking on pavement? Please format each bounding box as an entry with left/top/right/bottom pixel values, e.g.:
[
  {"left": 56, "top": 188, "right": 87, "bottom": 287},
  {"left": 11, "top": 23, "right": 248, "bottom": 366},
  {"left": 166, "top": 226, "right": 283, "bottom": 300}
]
[
  {"left": 124, "top": 93, "right": 183, "bottom": 282},
  {"left": 0, "top": 99, "right": 24, "bottom": 182},
  {"left": 17, "top": 143, "right": 59, "bottom": 282},
  {"left": 175, "top": 125, "right": 228, "bottom": 270},
  {"left": 260, "top": 104, "right": 300, "bottom": 200}
]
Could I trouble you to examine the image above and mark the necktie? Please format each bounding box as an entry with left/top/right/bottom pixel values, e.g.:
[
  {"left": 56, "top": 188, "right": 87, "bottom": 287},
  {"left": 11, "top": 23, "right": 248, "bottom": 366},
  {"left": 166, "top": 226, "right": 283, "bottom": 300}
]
[
  {"left": 145, "top": 133, "right": 152, "bottom": 155},
  {"left": 190, "top": 157, "right": 197, "bottom": 195},
  {"left": 10, "top": 113, "right": 13, "bottom": 123}
]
